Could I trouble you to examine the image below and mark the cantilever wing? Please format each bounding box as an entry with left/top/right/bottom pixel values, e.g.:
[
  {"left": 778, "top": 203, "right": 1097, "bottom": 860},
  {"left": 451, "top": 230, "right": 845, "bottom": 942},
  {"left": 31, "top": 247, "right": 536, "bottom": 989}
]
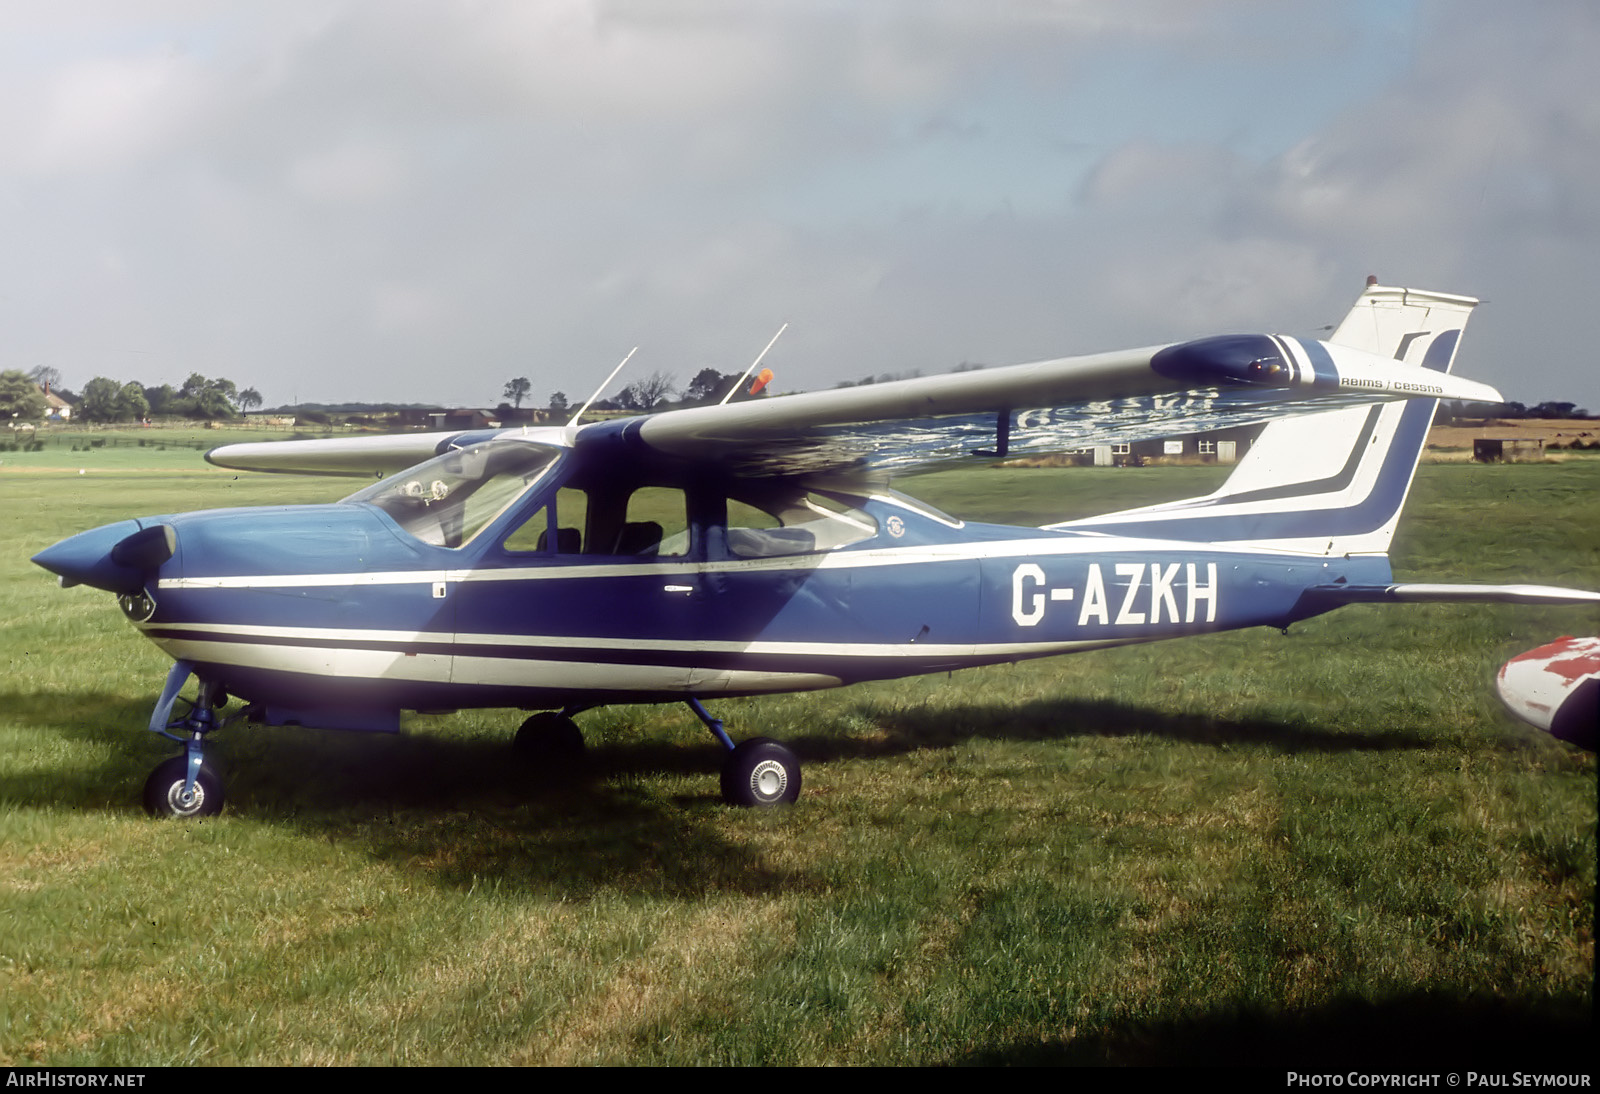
[{"left": 206, "top": 285, "right": 1501, "bottom": 479}]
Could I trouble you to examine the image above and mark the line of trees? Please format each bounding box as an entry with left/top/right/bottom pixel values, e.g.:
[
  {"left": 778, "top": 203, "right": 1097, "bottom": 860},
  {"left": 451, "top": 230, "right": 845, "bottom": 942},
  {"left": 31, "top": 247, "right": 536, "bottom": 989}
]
[
  {"left": 497, "top": 367, "right": 770, "bottom": 418},
  {"left": 1443, "top": 400, "right": 1591, "bottom": 421},
  {"left": 80, "top": 373, "right": 261, "bottom": 422},
  {"left": 0, "top": 368, "right": 261, "bottom": 423}
]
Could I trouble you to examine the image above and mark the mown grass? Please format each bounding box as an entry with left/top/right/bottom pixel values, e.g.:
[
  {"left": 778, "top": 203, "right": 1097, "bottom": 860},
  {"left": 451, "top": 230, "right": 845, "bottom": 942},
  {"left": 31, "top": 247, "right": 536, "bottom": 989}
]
[{"left": 0, "top": 437, "right": 1594, "bottom": 1065}]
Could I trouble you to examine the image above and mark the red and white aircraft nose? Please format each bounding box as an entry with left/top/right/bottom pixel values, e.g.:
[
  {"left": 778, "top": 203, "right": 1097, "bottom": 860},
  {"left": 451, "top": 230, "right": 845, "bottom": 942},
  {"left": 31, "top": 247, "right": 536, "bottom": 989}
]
[{"left": 1496, "top": 636, "right": 1599, "bottom": 750}]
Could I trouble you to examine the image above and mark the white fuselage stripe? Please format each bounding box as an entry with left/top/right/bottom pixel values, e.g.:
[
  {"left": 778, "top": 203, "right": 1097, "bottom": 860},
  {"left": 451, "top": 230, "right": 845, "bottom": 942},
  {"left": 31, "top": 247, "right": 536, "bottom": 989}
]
[
  {"left": 155, "top": 535, "right": 1306, "bottom": 591},
  {"left": 148, "top": 637, "right": 849, "bottom": 694},
  {"left": 143, "top": 620, "right": 1134, "bottom": 660}
]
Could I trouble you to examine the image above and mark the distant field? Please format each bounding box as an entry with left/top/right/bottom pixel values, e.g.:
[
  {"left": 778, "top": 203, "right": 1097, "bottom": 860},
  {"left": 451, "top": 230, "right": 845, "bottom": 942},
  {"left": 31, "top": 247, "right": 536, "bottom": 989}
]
[
  {"left": 0, "top": 425, "right": 342, "bottom": 474},
  {"left": 1426, "top": 418, "right": 1600, "bottom": 459},
  {"left": 1, "top": 444, "right": 1594, "bottom": 1066}
]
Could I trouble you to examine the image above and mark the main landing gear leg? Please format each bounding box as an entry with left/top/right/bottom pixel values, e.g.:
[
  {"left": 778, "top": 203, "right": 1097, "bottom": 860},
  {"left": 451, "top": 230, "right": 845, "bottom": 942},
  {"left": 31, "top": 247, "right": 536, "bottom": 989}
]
[
  {"left": 685, "top": 697, "right": 802, "bottom": 808},
  {"left": 142, "top": 660, "right": 227, "bottom": 818}
]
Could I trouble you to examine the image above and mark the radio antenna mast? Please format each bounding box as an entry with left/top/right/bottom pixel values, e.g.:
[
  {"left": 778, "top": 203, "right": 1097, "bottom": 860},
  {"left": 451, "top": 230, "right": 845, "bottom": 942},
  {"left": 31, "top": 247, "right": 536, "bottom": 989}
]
[
  {"left": 568, "top": 347, "right": 638, "bottom": 428},
  {"left": 719, "top": 323, "right": 788, "bottom": 406}
]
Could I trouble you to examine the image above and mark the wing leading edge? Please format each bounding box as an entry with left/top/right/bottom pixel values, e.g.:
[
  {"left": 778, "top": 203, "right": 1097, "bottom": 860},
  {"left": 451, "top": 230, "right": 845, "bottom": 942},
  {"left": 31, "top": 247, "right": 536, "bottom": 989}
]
[{"left": 206, "top": 426, "right": 571, "bottom": 476}]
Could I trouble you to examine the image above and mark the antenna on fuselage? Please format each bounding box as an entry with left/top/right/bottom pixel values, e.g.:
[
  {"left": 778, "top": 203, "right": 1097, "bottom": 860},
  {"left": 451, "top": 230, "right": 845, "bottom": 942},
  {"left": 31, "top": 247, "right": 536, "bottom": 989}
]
[
  {"left": 568, "top": 346, "right": 639, "bottom": 428},
  {"left": 719, "top": 323, "right": 788, "bottom": 406}
]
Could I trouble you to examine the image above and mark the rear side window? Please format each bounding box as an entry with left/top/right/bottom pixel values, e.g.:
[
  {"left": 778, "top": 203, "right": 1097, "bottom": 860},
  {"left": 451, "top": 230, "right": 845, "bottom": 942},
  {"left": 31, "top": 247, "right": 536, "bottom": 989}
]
[{"left": 726, "top": 491, "right": 877, "bottom": 558}]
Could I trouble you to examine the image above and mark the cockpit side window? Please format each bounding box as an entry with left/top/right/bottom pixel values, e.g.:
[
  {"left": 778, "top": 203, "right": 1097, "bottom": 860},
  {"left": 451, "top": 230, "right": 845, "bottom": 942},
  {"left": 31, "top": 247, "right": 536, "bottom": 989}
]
[
  {"left": 501, "top": 487, "right": 589, "bottom": 554},
  {"left": 500, "top": 484, "right": 688, "bottom": 558}
]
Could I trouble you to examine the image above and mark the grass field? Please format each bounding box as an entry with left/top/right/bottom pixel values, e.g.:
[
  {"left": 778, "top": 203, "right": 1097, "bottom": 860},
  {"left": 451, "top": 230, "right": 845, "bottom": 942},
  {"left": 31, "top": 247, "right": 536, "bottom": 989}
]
[{"left": 1, "top": 434, "right": 1595, "bottom": 1066}]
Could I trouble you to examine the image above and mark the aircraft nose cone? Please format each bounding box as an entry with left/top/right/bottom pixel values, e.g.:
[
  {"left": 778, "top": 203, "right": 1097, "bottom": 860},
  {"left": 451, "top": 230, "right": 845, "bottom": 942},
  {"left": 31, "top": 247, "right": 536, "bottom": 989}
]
[{"left": 32, "top": 519, "right": 175, "bottom": 594}]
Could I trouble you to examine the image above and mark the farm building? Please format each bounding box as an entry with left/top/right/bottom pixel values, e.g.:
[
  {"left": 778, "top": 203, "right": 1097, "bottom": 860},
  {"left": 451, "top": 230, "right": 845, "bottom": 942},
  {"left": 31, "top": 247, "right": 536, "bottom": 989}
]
[
  {"left": 1473, "top": 437, "right": 1545, "bottom": 462},
  {"left": 1075, "top": 425, "right": 1263, "bottom": 467}
]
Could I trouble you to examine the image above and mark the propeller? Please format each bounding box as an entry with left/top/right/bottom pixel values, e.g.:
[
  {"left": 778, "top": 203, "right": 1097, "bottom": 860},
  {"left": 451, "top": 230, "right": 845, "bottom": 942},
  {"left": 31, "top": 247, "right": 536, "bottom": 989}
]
[{"left": 33, "top": 520, "right": 176, "bottom": 594}]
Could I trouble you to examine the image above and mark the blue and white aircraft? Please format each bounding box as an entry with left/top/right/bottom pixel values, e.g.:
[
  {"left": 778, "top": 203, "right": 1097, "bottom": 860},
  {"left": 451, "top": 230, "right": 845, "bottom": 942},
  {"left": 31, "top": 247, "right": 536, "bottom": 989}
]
[{"left": 32, "top": 283, "right": 1600, "bottom": 816}]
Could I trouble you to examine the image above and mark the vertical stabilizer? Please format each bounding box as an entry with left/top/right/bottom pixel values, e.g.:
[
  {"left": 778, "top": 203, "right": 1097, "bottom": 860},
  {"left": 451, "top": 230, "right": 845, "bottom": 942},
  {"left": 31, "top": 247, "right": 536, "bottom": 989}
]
[{"left": 1058, "top": 284, "right": 1478, "bottom": 556}]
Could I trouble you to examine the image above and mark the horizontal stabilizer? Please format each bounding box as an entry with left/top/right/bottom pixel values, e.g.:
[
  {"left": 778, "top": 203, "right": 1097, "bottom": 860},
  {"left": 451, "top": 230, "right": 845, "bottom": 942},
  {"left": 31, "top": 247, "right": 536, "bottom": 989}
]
[{"left": 1301, "top": 583, "right": 1600, "bottom": 608}]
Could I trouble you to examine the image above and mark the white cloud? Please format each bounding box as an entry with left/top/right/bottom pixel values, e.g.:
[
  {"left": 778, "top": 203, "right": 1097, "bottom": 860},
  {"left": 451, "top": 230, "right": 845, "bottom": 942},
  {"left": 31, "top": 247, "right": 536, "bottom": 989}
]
[{"left": 16, "top": 50, "right": 212, "bottom": 175}]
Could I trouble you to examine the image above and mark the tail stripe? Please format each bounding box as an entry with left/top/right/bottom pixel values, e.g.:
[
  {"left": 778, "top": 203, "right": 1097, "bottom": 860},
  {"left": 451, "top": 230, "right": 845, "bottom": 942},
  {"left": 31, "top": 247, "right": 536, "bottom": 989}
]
[
  {"left": 1062, "top": 400, "right": 1429, "bottom": 544},
  {"left": 1421, "top": 329, "right": 1458, "bottom": 371},
  {"left": 1168, "top": 407, "right": 1382, "bottom": 509}
]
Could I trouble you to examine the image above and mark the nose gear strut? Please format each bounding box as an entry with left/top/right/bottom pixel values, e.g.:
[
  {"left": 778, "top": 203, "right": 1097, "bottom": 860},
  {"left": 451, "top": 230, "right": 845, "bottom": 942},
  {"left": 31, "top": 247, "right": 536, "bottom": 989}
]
[{"left": 143, "top": 659, "right": 235, "bottom": 817}]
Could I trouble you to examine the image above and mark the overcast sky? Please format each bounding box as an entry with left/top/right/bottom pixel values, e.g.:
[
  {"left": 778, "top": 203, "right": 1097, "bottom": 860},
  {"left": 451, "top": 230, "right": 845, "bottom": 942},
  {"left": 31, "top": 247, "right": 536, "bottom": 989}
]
[{"left": 3, "top": 1, "right": 1596, "bottom": 411}]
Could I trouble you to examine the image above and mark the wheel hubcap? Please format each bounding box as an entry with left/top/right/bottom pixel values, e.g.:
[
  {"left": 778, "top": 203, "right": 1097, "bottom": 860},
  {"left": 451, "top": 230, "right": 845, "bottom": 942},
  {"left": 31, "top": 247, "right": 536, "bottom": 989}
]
[
  {"left": 750, "top": 759, "right": 787, "bottom": 800},
  {"left": 166, "top": 780, "right": 204, "bottom": 816}
]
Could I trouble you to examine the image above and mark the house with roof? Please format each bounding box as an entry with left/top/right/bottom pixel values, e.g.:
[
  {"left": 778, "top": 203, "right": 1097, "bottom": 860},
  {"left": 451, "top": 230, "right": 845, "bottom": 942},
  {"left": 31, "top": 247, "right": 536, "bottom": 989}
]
[{"left": 41, "top": 386, "right": 73, "bottom": 421}]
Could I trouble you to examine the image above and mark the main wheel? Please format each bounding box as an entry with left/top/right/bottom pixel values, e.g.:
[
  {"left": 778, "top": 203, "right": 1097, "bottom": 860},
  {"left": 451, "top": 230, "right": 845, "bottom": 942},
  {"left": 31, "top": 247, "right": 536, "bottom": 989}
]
[
  {"left": 513, "top": 712, "right": 586, "bottom": 764},
  {"left": 143, "top": 756, "right": 225, "bottom": 818},
  {"left": 720, "top": 738, "right": 801, "bottom": 807}
]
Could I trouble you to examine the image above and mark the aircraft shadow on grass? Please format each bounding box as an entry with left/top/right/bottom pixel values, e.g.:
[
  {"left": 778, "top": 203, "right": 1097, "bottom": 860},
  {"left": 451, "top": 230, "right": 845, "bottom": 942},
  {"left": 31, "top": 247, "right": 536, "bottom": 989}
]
[
  {"left": 823, "top": 692, "right": 1443, "bottom": 755},
  {"left": 6, "top": 681, "right": 1444, "bottom": 812},
  {"left": 960, "top": 990, "right": 1594, "bottom": 1067},
  {"left": 3, "top": 681, "right": 1465, "bottom": 901},
  {"left": 10, "top": 680, "right": 1472, "bottom": 799},
  {"left": 1, "top": 689, "right": 806, "bottom": 898}
]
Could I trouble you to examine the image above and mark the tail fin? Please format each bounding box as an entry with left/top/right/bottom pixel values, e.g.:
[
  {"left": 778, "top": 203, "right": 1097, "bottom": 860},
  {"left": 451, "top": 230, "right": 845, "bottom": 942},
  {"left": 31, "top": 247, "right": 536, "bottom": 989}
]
[{"left": 1059, "top": 284, "right": 1478, "bottom": 556}]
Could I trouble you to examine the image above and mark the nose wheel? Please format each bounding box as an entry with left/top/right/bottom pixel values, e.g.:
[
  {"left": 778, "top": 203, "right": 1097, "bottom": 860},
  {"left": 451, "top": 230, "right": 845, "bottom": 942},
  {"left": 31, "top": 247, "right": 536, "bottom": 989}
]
[{"left": 143, "top": 755, "right": 224, "bottom": 818}]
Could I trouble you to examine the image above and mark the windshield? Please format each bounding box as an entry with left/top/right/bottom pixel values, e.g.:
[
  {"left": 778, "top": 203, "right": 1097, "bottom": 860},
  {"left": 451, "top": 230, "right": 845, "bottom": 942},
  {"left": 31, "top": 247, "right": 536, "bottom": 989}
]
[{"left": 344, "top": 441, "right": 561, "bottom": 548}]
